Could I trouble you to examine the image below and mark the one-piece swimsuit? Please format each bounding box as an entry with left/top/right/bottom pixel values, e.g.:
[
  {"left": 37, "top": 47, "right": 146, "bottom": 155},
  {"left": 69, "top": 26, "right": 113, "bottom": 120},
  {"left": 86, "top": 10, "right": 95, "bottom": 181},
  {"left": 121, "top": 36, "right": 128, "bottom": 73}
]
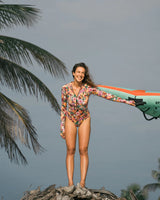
[{"left": 60, "top": 82, "right": 134, "bottom": 136}]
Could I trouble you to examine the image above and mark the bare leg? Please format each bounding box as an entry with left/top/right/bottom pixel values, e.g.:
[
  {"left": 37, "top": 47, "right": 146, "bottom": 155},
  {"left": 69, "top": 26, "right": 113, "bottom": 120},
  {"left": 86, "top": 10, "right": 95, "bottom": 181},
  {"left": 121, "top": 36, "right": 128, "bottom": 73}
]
[
  {"left": 78, "top": 117, "right": 91, "bottom": 187},
  {"left": 65, "top": 116, "right": 77, "bottom": 186}
]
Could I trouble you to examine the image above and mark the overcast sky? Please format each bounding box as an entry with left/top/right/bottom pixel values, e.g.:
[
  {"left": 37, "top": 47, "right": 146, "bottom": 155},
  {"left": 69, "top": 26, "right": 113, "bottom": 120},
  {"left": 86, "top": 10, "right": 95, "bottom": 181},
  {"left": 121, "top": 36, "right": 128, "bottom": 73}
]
[{"left": 1, "top": 1, "right": 160, "bottom": 199}]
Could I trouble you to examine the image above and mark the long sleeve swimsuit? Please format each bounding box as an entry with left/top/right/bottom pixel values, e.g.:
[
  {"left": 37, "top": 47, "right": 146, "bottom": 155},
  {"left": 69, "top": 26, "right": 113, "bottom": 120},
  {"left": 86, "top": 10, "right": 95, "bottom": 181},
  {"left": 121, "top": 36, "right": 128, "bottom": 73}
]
[{"left": 60, "top": 82, "right": 134, "bottom": 136}]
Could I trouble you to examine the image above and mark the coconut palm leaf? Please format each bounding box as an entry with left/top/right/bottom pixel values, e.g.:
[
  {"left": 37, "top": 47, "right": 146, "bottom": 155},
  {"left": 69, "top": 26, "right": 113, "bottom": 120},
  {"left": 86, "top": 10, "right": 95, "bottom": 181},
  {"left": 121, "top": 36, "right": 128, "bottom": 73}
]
[
  {"left": 0, "top": 35, "right": 67, "bottom": 77},
  {"left": 0, "top": 108, "right": 27, "bottom": 165},
  {"left": 158, "top": 158, "right": 160, "bottom": 170},
  {"left": 121, "top": 183, "right": 148, "bottom": 200},
  {"left": 0, "top": 4, "right": 39, "bottom": 29},
  {"left": 152, "top": 170, "right": 160, "bottom": 182},
  {"left": 143, "top": 183, "right": 160, "bottom": 192},
  {"left": 0, "top": 92, "right": 43, "bottom": 155},
  {"left": 0, "top": 56, "right": 60, "bottom": 113},
  {"left": 0, "top": 3, "right": 67, "bottom": 165},
  {"left": 143, "top": 159, "right": 160, "bottom": 199},
  {"left": 0, "top": 132, "right": 28, "bottom": 165},
  {"left": 129, "top": 191, "right": 139, "bottom": 200}
]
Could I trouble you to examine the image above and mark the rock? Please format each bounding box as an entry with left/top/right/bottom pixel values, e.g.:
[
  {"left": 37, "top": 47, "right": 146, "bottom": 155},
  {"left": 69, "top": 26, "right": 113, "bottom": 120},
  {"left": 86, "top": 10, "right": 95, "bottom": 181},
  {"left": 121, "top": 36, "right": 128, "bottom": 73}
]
[
  {"left": 116, "top": 199, "right": 127, "bottom": 200},
  {"left": 20, "top": 184, "right": 122, "bottom": 200},
  {"left": 56, "top": 193, "right": 63, "bottom": 200},
  {"left": 62, "top": 195, "right": 71, "bottom": 200}
]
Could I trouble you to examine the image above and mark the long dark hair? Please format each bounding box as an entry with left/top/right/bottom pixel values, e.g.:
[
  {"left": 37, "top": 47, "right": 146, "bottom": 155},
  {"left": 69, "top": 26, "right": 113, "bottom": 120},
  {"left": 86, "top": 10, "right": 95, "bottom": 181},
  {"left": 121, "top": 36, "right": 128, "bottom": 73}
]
[{"left": 72, "top": 62, "right": 97, "bottom": 88}]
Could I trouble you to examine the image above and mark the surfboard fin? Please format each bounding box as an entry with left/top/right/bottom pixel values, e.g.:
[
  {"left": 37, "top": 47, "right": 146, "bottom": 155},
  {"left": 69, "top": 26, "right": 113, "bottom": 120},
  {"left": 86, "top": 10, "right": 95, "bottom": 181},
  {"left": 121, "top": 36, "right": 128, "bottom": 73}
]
[
  {"left": 142, "top": 108, "right": 159, "bottom": 121},
  {"left": 128, "top": 97, "right": 159, "bottom": 121}
]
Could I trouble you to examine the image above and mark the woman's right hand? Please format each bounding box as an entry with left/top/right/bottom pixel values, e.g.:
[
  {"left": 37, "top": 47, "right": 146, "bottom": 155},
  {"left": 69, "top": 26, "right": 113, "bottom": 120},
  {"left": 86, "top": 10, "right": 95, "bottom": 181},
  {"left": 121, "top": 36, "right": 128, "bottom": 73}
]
[{"left": 60, "top": 132, "right": 66, "bottom": 139}]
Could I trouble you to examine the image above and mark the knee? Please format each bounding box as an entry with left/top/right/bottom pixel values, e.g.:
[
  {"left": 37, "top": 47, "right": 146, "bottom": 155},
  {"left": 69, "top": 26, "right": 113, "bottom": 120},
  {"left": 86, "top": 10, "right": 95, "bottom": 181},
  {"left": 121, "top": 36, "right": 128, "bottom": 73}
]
[
  {"left": 67, "top": 147, "right": 76, "bottom": 155},
  {"left": 79, "top": 147, "right": 88, "bottom": 156}
]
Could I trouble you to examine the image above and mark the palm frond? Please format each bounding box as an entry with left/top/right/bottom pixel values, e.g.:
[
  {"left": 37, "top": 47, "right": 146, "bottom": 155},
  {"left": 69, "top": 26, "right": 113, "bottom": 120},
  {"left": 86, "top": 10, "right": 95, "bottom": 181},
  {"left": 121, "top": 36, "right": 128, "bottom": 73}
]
[
  {"left": 0, "top": 35, "right": 68, "bottom": 77},
  {"left": 0, "top": 108, "right": 27, "bottom": 165},
  {"left": 158, "top": 158, "right": 160, "bottom": 170},
  {"left": 0, "top": 56, "right": 60, "bottom": 114},
  {"left": 0, "top": 92, "right": 44, "bottom": 155},
  {"left": 152, "top": 170, "right": 160, "bottom": 182},
  {"left": 143, "top": 183, "right": 160, "bottom": 192},
  {"left": 0, "top": 4, "right": 39, "bottom": 29},
  {"left": 0, "top": 133, "right": 28, "bottom": 165},
  {"left": 129, "top": 191, "right": 138, "bottom": 200}
]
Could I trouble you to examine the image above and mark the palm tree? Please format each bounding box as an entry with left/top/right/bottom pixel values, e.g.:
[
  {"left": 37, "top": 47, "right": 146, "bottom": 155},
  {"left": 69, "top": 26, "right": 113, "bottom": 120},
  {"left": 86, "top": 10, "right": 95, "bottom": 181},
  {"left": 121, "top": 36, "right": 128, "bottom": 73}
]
[
  {"left": 0, "top": 2, "right": 67, "bottom": 165},
  {"left": 143, "top": 158, "right": 160, "bottom": 200},
  {"left": 121, "top": 183, "right": 148, "bottom": 200}
]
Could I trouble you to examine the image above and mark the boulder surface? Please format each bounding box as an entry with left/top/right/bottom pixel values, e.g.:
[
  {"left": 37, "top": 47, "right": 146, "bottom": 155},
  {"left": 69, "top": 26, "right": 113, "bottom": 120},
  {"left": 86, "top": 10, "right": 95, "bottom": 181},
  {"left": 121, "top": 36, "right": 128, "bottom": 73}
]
[{"left": 20, "top": 184, "right": 127, "bottom": 200}]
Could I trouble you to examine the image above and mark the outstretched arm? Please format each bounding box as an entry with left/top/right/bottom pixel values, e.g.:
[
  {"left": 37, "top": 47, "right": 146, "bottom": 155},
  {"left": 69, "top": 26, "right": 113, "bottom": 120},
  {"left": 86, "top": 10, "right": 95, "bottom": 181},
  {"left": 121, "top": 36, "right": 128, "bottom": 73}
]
[
  {"left": 89, "top": 87, "right": 135, "bottom": 106},
  {"left": 60, "top": 86, "right": 67, "bottom": 138}
]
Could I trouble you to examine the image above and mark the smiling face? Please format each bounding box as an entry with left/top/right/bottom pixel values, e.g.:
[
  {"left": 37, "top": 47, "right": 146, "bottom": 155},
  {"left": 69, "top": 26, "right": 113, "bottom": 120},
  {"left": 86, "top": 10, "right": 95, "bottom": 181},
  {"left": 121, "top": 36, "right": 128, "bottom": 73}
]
[{"left": 72, "top": 66, "right": 85, "bottom": 83}]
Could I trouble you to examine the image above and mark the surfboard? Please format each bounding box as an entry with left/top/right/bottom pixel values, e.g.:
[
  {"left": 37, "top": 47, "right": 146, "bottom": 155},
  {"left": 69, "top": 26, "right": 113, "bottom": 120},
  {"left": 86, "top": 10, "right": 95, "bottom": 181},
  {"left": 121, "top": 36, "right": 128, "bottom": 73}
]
[{"left": 98, "top": 85, "right": 160, "bottom": 120}]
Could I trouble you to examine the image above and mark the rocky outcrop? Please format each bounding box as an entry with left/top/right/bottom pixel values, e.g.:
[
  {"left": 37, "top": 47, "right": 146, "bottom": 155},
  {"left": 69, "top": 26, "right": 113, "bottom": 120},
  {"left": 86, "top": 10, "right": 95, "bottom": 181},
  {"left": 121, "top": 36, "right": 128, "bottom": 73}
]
[{"left": 20, "top": 184, "right": 127, "bottom": 200}]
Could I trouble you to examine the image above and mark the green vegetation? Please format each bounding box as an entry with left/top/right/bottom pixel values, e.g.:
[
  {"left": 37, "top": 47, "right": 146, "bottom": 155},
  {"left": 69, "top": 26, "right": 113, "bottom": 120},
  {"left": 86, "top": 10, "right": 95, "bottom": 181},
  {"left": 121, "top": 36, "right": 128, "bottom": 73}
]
[
  {"left": 121, "top": 183, "right": 148, "bottom": 200},
  {"left": 0, "top": 1, "right": 67, "bottom": 165},
  {"left": 143, "top": 158, "right": 160, "bottom": 200},
  {"left": 121, "top": 159, "right": 160, "bottom": 200}
]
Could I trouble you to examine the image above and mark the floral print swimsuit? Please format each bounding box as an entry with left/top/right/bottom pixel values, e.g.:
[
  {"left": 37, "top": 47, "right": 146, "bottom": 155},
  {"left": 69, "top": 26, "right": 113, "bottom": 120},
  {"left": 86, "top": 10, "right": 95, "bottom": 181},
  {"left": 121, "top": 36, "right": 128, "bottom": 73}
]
[{"left": 60, "top": 82, "right": 134, "bottom": 136}]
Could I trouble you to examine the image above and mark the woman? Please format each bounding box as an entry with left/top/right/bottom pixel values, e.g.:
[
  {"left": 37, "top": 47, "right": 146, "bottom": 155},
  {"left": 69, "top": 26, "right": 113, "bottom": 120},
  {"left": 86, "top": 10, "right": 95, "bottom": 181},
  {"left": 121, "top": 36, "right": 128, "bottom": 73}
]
[{"left": 60, "top": 63, "right": 135, "bottom": 194}]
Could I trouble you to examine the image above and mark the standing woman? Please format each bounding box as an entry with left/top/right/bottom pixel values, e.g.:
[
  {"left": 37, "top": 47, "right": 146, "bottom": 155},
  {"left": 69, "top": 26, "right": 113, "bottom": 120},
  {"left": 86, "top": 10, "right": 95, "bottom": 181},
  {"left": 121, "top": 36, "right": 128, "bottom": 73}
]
[{"left": 60, "top": 63, "right": 135, "bottom": 193}]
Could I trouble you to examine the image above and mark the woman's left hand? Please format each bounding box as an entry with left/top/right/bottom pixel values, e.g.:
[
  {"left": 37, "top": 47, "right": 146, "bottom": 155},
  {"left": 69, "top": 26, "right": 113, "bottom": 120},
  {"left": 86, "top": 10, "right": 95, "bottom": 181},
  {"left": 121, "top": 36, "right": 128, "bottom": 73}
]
[
  {"left": 60, "top": 132, "right": 66, "bottom": 139},
  {"left": 127, "top": 97, "right": 146, "bottom": 107}
]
